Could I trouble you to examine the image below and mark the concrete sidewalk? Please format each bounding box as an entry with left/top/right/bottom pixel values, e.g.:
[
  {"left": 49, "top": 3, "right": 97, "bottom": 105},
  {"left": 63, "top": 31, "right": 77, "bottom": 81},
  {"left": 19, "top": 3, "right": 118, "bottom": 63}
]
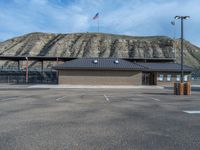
[
  {"left": 0, "top": 84, "right": 29, "bottom": 89},
  {"left": 0, "top": 84, "right": 199, "bottom": 90},
  {"left": 28, "top": 84, "right": 164, "bottom": 89}
]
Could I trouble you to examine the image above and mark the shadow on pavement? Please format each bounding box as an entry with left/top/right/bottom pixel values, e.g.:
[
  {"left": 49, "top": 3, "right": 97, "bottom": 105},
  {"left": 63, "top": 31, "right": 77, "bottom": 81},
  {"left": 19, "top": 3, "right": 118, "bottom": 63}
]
[
  {"left": 164, "top": 86, "right": 200, "bottom": 92},
  {"left": 142, "top": 92, "right": 173, "bottom": 95}
]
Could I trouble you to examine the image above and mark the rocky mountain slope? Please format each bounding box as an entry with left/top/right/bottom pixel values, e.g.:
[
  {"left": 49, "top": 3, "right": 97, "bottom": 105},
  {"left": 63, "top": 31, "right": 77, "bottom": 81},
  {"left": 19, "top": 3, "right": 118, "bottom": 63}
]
[{"left": 0, "top": 32, "right": 199, "bottom": 69}]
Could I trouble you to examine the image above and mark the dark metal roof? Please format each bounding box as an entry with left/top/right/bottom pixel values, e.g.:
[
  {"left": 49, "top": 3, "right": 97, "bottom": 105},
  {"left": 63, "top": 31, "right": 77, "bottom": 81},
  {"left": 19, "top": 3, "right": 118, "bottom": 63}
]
[
  {"left": 53, "top": 58, "right": 146, "bottom": 70},
  {"left": 124, "top": 58, "right": 175, "bottom": 63},
  {"left": 54, "top": 58, "right": 193, "bottom": 72},
  {"left": 0, "top": 56, "right": 175, "bottom": 62},
  {"left": 138, "top": 63, "right": 193, "bottom": 72},
  {"left": 0, "top": 56, "right": 76, "bottom": 61}
]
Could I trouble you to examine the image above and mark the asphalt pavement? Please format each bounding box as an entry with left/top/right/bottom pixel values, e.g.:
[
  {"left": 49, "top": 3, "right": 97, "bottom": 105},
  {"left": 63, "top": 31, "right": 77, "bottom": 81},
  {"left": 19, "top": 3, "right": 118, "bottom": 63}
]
[{"left": 0, "top": 86, "right": 199, "bottom": 150}]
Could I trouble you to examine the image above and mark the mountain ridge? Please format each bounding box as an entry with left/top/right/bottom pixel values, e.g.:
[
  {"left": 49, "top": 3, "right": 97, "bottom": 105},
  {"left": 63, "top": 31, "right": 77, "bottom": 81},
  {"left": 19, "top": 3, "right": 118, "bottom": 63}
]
[{"left": 0, "top": 32, "right": 199, "bottom": 69}]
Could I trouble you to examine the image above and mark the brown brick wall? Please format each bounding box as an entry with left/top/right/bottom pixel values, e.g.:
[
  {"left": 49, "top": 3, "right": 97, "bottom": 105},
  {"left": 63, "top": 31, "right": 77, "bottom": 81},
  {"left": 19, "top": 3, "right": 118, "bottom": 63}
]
[{"left": 58, "top": 70, "right": 142, "bottom": 85}]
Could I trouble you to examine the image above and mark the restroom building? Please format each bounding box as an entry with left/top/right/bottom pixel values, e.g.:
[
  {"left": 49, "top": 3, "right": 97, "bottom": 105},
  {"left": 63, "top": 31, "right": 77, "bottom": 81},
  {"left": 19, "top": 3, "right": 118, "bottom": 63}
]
[{"left": 53, "top": 58, "right": 192, "bottom": 85}]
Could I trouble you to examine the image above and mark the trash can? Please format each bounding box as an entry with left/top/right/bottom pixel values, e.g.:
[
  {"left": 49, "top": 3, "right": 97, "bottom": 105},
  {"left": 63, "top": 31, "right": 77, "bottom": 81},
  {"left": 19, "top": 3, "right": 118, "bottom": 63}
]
[
  {"left": 179, "top": 82, "right": 184, "bottom": 95},
  {"left": 184, "top": 81, "right": 191, "bottom": 95},
  {"left": 174, "top": 82, "right": 184, "bottom": 95},
  {"left": 174, "top": 82, "right": 177, "bottom": 95}
]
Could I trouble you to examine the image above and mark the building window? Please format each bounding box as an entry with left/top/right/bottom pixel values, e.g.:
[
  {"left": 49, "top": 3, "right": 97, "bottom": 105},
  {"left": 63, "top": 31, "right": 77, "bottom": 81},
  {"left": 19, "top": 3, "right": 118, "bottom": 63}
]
[
  {"left": 158, "top": 74, "right": 164, "bottom": 81},
  {"left": 176, "top": 75, "right": 181, "bottom": 81},
  {"left": 167, "top": 74, "right": 172, "bottom": 82},
  {"left": 184, "top": 75, "right": 188, "bottom": 82}
]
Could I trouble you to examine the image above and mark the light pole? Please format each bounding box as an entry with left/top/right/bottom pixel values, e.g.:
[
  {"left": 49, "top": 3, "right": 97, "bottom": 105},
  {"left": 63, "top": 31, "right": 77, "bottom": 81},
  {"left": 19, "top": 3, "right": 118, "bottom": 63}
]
[
  {"left": 170, "top": 20, "right": 176, "bottom": 60},
  {"left": 174, "top": 16, "right": 190, "bottom": 83}
]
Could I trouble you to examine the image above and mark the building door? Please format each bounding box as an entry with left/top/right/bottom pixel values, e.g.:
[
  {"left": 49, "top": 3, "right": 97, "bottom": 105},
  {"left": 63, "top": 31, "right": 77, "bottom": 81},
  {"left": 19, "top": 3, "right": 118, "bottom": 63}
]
[
  {"left": 142, "top": 72, "right": 157, "bottom": 85},
  {"left": 142, "top": 72, "right": 150, "bottom": 85},
  {"left": 149, "top": 72, "right": 157, "bottom": 85}
]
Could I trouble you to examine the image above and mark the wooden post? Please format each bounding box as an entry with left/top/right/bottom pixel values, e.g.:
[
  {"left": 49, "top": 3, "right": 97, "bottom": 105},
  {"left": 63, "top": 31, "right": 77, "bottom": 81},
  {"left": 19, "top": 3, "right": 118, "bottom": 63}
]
[
  {"left": 41, "top": 60, "right": 44, "bottom": 72},
  {"left": 41, "top": 60, "right": 44, "bottom": 83},
  {"left": 26, "top": 57, "right": 28, "bottom": 83},
  {"left": 17, "top": 60, "right": 20, "bottom": 71}
]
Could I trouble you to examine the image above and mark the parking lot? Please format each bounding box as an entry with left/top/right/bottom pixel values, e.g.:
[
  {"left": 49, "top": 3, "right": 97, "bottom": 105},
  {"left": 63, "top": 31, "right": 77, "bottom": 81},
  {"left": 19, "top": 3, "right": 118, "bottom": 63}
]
[{"left": 0, "top": 86, "right": 199, "bottom": 150}]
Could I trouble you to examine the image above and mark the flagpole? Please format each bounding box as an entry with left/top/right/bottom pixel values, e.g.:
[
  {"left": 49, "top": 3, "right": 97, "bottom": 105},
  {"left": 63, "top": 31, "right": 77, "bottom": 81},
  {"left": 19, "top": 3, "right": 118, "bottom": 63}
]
[
  {"left": 93, "top": 13, "right": 99, "bottom": 33},
  {"left": 171, "top": 20, "right": 176, "bottom": 60},
  {"left": 98, "top": 14, "right": 99, "bottom": 33}
]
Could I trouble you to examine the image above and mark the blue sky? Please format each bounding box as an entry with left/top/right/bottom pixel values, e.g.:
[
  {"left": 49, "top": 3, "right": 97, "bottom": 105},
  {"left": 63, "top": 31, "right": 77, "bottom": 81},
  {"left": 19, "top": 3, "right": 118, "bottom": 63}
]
[{"left": 0, "top": 0, "right": 199, "bottom": 46}]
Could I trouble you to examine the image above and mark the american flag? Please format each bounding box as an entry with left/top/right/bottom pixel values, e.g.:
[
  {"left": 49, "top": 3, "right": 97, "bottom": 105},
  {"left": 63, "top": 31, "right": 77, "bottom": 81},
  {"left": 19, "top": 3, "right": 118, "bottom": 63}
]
[
  {"left": 171, "top": 21, "right": 175, "bottom": 26},
  {"left": 93, "top": 13, "right": 99, "bottom": 20}
]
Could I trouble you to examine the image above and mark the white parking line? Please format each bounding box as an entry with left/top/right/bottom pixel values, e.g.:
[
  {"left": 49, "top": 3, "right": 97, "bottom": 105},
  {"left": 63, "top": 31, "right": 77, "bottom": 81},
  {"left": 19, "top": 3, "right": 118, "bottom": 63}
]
[
  {"left": 151, "top": 98, "right": 161, "bottom": 101},
  {"left": 55, "top": 96, "right": 67, "bottom": 101},
  {"left": 136, "top": 94, "right": 143, "bottom": 97},
  {"left": 103, "top": 95, "right": 110, "bottom": 102},
  {"left": 135, "top": 94, "right": 161, "bottom": 102},
  {"left": 0, "top": 97, "right": 17, "bottom": 102},
  {"left": 183, "top": 111, "right": 200, "bottom": 114}
]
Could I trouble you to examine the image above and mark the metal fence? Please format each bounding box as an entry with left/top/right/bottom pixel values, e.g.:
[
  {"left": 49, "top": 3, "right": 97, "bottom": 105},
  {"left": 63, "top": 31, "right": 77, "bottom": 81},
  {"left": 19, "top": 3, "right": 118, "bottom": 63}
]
[
  {"left": 191, "top": 70, "right": 200, "bottom": 80},
  {"left": 0, "top": 69, "right": 58, "bottom": 84}
]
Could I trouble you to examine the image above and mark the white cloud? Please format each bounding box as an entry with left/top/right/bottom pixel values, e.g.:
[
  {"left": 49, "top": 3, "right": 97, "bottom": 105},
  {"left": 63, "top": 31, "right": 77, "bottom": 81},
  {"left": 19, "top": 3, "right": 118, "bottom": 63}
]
[{"left": 0, "top": 0, "right": 200, "bottom": 46}]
